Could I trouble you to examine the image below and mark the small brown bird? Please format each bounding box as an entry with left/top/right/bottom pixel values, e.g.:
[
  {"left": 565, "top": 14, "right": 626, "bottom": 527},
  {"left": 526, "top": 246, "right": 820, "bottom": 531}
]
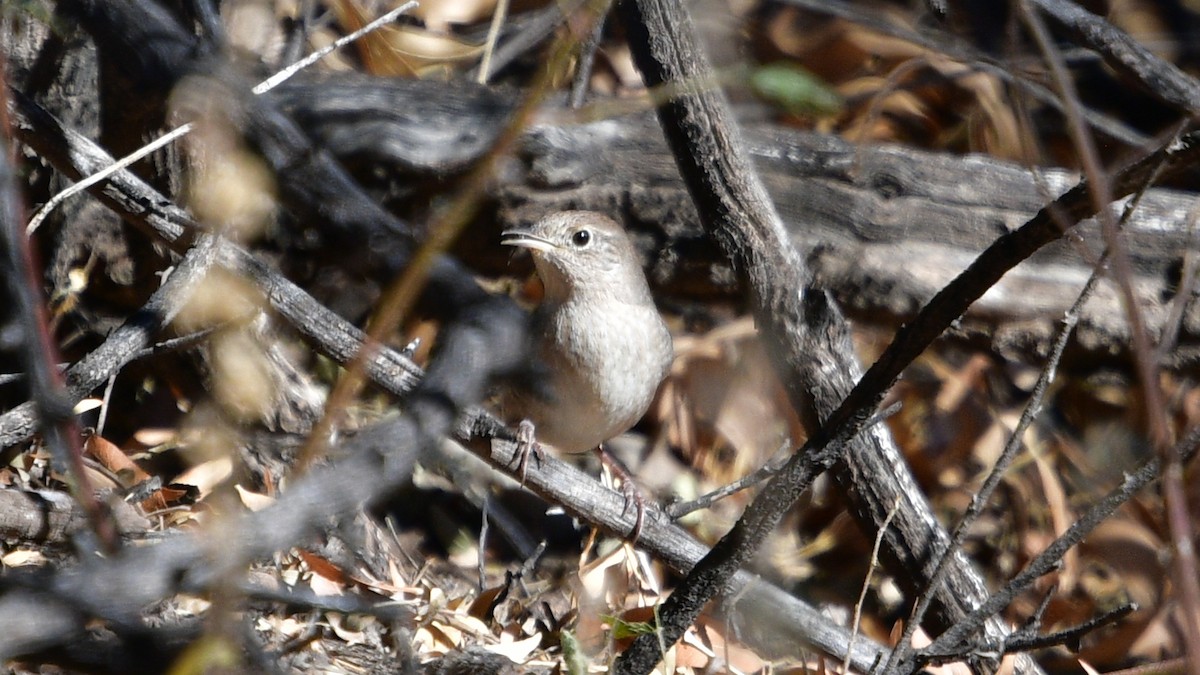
[{"left": 500, "top": 211, "right": 673, "bottom": 532}]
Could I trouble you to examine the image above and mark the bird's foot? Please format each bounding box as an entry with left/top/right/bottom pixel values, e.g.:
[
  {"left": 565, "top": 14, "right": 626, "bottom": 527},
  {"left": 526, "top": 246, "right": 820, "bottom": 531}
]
[
  {"left": 595, "top": 445, "right": 647, "bottom": 542},
  {"left": 513, "top": 419, "right": 544, "bottom": 484}
]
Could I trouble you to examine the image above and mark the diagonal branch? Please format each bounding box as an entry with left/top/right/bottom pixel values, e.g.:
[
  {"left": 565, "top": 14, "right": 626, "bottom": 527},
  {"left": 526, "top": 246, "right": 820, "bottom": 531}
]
[
  {"left": 8, "top": 87, "right": 891, "bottom": 671},
  {"left": 614, "top": 0, "right": 1200, "bottom": 671},
  {"left": 1029, "top": 0, "right": 1200, "bottom": 115},
  {"left": 613, "top": 0, "right": 1035, "bottom": 671}
]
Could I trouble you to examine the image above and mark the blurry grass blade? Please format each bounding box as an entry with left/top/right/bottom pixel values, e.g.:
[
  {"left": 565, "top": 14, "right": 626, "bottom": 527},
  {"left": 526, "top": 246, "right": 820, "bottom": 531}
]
[{"left": 560, "top": 630, "right": 589, "bottom": 675}]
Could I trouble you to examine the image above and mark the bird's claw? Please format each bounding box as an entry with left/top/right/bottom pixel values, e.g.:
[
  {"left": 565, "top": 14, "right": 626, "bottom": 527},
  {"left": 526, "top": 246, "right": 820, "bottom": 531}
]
[
  {"left": 514, "top": 419, "right": 543, "bottom": 484},
  {"left": 595, "top": 445, "right": 647, "bottom": 542},
  {"left": 619, "top": 478, "right": 647, "bottom": 543}
]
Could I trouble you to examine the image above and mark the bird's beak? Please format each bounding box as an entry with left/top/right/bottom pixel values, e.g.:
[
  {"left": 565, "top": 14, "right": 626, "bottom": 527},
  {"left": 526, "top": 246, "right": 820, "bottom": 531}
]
[{"left": 501, "top": 230, "right": 557, "bottom": 253}]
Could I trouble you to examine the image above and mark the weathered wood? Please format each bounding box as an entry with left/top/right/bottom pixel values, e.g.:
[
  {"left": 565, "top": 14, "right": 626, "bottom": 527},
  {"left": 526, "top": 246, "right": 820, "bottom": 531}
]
[
  {"left": 506, "top": 116, "right": 1200, "bottom": 366},
  {"left": 273, "top": 75, "right": 1200, "bottom": 367},
  {"left": 11, "top": 87, "right": 889, "bottom": 673},
  {"left": 0, "top": 489, "right": 149, "bottom": 543}
]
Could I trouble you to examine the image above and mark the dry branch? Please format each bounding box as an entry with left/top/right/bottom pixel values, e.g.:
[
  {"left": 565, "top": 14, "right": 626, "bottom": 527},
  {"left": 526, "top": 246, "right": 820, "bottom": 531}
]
[
  {"left": 611, "top": 0, "right": 1033, "bottom": 671},
  {"left": 7, "top": 74, "right": 889, "bottom": 674},
  {"left": 273, "top": 74, "right": 1200, "bottom": 367}
]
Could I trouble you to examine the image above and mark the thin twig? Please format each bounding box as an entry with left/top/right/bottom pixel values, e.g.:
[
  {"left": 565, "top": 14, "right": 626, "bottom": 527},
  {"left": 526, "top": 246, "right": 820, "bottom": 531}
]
[
  {"left": 1155, "top": 206, "right": 1200, "bottom": 361},
  {"left": 24, "top": 1, "right": 418, "bottom": 236},
  {"left": 25, "top": 123, "right": 193, "bottom": 236},
  {"left": 0, "top": 70, "right": 114, "bottom": 551},
  {"left": 884, "top": 124, "right": 1176, "bottom": 668},
  {"left": 1021, "top": 5, "right": 1200, "bottom": 670},
  {"left": 1005, "top": 603, "right": 1136, "bottom": 653},
  {"left": 569, "top": 2, "right": 609, "bottom": 108},
  {"left": 465, "top": 3, "right": 577, "bottom": 82},
  {"left": 293, "top": 0, "right": 612, "bottom": 471},
  {"left": 917, "top": 603, "right": 1136, "bottom": 664},
  {"left": 884, "top": 257, "right": 1101, "bottom": 671},
  {"left": 845, "top": 496, "right": 901, "bottom": 675},
  {"left": 665, "top": 402, "right": 901, "bottom": 519},
  {"left": 477, "top": 0, "right": 510, "bottom": 84},
  {"left": 912, "top": 425, "right": 1200, "bottom": 667},
  {"left": 94, "top": 373, "right": 117, "bottom": 438},
  {"left": 253, "top": 2, "right": 418, "bottom": 94}
]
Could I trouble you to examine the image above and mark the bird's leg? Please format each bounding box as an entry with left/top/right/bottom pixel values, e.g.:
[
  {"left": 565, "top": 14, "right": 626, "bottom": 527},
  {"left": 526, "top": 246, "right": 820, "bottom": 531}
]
[
  {"left": 513, "top": 419, "right": 544, "bottom": 484},
  {"left": 594, "top": 444, "right": 646, "bottom": 542}
]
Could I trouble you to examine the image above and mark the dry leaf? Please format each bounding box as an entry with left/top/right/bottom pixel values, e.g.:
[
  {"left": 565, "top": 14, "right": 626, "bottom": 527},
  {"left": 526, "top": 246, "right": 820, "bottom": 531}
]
[
  {"left": 234, "top": 484, "right": 275, "bottom": 511},
  {"left": 84, "top": 432, "right": 151, "bottom": 485},
  {"left": 72, "top": 398, "right": 102, "bottom": 415},
  {"left": 2, "top": 550, "right": 47, "bottom": 567},
  {"left": 172, "top": 457, "right": 234, "bottom": 499},
  {"left": 481, "top": 633, "right": 540, "bottom": 664}
]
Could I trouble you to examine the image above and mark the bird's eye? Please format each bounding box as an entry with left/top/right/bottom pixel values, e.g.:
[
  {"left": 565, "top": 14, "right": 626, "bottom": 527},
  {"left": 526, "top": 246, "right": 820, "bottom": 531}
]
[{"left": 571, "top": 229, "right": 591, "bottom": 247}]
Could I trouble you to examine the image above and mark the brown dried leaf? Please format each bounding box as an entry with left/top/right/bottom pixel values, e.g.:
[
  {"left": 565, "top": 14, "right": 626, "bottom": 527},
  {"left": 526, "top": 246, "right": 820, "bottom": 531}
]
[
  {"left": 329, "top": 0, "right": 479, "bottom": 77},
  {"left": 84, "top": 432, "right": 151, "bottom": 486},
  {"left": 297, "top": 549, "right": 351, "bottom": 586},
  {"left": 172, "top": 457, "right": 234, "bottom": 500}
]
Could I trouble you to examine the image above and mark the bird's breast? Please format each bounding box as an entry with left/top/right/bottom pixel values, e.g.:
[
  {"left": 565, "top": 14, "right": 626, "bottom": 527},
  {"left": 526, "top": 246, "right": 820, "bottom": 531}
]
[{"left": 531, "top": 299, "right": 673, "bottom": 452}]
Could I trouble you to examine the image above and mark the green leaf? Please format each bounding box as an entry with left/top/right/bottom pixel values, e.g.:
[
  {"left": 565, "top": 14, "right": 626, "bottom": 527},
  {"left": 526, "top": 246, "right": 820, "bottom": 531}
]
[
  {"left": 752, "top": 62, "right": 843, "bottom": 117},
  {"left": 603, "top": 614, "right": 657, "bottom": 640}
]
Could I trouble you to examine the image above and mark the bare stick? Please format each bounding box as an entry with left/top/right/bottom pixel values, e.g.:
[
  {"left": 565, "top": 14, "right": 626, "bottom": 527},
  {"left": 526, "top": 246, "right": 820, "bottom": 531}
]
[
  {"left": 253, "top": 2, "right": 418, "bottom": 94},
  {"left": 665, "top": 403, "right": 901, "bottom": 519},
  {"left": 1022, "top": 5, "right": 1200, "bottom": 669},
  {"left": 911, "top": 425, "right": 1200, "bottom": 667},
  {"left": 11, "top": 90, "right": 889, "bottom": 672},
  {"left": 569, "top": 2, "right": 609, "bottom": 108},
  {"left": 0, "top": 77, "right": 114, "bottom": 551},
  {"left": 885, "top": 251, "right": 1102, "bottom": 671},
  {"left": 476, "top": 0, "right": 510, "bottom": 84},
  {"left": 844, "top": 496, "right": 901, "bottom": 675},
  {"left": 24, "top": 1, "right": 418, "bottom": 236}
]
